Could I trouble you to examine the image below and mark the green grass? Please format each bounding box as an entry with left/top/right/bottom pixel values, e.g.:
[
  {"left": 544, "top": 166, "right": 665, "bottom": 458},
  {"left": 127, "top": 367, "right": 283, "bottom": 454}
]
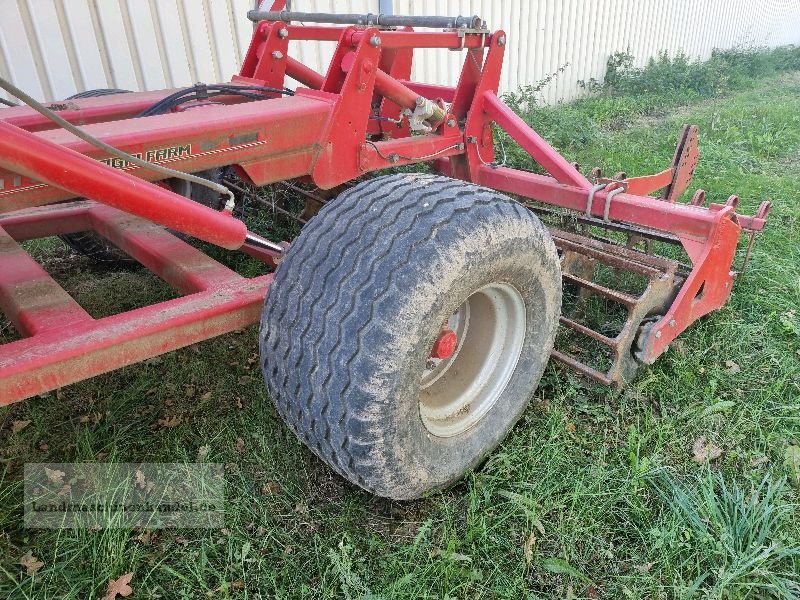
[{"left": 2, "top": 64, "right": 800, "bottom": 598}]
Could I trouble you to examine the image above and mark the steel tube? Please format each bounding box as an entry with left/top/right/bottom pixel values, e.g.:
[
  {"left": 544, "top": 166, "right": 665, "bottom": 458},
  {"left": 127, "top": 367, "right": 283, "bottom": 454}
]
[
  {"left": 248, "top": 10, "right": 483, "bottom": 29},
  {"left": 0, "top": 120, "right": 247, "bottom": 250}
]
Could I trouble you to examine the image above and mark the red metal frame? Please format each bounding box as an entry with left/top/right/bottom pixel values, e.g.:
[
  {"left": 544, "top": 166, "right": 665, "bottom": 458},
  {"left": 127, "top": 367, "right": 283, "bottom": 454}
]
[{"left": 0, "top": 16, "right": 769, "bottom": 402}]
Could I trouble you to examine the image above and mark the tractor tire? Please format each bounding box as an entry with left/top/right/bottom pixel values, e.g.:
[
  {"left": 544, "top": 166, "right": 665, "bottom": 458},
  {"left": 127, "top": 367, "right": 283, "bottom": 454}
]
[{"left": 259, "top": 173, "right": 562, "bottom": 499}]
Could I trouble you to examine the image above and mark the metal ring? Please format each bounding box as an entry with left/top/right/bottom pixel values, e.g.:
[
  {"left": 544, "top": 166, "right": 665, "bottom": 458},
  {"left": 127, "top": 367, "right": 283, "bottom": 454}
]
[
  {"left": 585, "top": 183, "right": 607, "bottom": 218},
  {"left": 603, "top": 186, "right": 626, "bottom": 222}
]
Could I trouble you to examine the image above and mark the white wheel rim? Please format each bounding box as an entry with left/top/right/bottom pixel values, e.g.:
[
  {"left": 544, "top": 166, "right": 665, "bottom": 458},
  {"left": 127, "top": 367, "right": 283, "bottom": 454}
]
[{"left": 419, "top": 283, "right": 527, "bottom": 438}]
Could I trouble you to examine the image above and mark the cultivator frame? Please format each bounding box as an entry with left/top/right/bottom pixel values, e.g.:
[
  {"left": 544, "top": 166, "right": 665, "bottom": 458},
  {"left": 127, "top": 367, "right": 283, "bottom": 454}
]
[{"left": 0, "top": 1, "right": 769, "bottom": 404}]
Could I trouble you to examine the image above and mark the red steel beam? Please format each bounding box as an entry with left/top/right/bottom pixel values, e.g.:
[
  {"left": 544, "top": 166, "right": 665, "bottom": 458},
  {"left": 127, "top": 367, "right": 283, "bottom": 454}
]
[
  {"left": 0, "top": 275, "right": 271, "bottom": 404},
  {"left": 0, "top": 94, "right": 333, "bottom": 211},
  {"left": 477, "top": 165, "right": 718, "bottom": 241},
  {"left": 482, "top": 91, "right": 591, "bottom": 190},
  {"left": 0, "top": 120, "right": 248, "bottom": 250}
]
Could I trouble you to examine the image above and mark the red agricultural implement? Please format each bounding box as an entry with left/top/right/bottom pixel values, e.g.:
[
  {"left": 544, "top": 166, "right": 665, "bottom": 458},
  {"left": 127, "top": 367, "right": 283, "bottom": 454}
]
[{"left": 0, "top": 4, "right": 769, "bottom": 498}]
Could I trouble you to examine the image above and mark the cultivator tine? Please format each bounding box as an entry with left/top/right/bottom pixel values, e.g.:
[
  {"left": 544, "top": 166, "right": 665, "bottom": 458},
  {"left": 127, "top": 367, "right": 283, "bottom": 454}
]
[
  {"left": 662, "top": 124, "right": 700, "bottom": 202},
  {"left": 549, "top": 229, "right": 682, "bottom": 386}
]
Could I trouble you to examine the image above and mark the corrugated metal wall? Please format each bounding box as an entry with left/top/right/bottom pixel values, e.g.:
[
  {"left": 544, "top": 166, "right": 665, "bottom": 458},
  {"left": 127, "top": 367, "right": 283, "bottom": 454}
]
[{"left": 1, "top": 0, "right": 799, "bottom": 104}]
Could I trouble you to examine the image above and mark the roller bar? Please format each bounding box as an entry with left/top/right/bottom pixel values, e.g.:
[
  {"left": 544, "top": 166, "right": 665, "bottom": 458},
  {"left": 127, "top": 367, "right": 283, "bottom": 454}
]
[{"left": 247, "top": 10, "right": 484, "bottom": 30}]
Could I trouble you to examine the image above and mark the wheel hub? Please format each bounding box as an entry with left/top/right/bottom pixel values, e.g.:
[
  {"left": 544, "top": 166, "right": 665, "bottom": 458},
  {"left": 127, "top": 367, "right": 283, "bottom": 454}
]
[{"left": 419, "top": 283, "right": 526, "bottom": 438}]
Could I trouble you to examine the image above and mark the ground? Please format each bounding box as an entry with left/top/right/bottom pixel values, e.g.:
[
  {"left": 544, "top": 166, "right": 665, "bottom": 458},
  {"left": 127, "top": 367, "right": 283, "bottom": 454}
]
[{"left": 0, "top": 72, "right": 799, "bottom": 599}]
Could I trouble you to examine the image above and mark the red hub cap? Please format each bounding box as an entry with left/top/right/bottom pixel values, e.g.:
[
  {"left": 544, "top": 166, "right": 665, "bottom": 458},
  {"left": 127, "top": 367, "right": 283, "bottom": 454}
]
[{"left": 431, "top": 329, "right": 458, "bottom": 360}]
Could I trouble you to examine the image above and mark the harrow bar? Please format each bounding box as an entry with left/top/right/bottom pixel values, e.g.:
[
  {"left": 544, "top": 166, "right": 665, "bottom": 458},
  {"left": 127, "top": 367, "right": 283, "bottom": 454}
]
[{"left": 549, "top": 230, "right": 682, "bottom": 385}]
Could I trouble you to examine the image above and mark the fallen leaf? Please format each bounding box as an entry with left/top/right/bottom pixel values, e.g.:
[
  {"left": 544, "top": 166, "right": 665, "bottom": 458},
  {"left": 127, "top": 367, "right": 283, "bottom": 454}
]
[
  {"left": 136, "top": 531, "right": 152, "bottom": 545},
  {"left": 750, "top": 455, "right": 769, "bottom": 467},
  {"left": 524, "top": 532, "right": 536, "bottom": 565},
  {"left": 199, "top": 391, "right": 213, "bottom": 402},
  {"left": 185, "top": 385, "right": 196, "bottom": 398},
  {"left": 725, "top": 360, "right": 741, "bottom": 374},
  {"left": 692, "top": 437, "right": 723, "bottom": 463},
  {"left": 12, "top": 420, "right": 31, "bottom": 435},
  {"left": 157, "top": 415, "right": 183, "bottom": 428},
  {"left": 235, "top": 437, "right": 246, "bottom": 455},
  {"left": 262, "top": 481, "right": 281, "bottom": 494},
  {"left": 135, "top": 470, "right": 146, "bottom": 489},
  {"left": 587, "top": 584, "right": 600, "bottom": 599},
  {"left": 294, "top": 502, "right": 309, "bottom": 515},
  {"left": 45, "top": 467, "right": 66, "bottom": 485},
  {"left": 19, "top": 550, "right": 44, "bottom": 575},
  {"left": 634, "top": 562, "right": 654, "bottom": 574},
  {"left": 38, "top": 442, "right": 49, "bottom": 451},
  {"left": 103, "top": 572, "right": 134, "bottom": 600},
  {"left": 565, "top": 422, "right": 577, "bottom": 433},
  {"left": 236, "top": 397, "right": 245, "bottom": 410}
]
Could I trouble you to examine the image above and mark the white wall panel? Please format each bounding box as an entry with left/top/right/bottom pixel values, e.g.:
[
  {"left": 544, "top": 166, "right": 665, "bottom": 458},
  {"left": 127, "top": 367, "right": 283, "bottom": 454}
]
[{"left": 1, "top": 0, "right": 799, "bottom": 104}]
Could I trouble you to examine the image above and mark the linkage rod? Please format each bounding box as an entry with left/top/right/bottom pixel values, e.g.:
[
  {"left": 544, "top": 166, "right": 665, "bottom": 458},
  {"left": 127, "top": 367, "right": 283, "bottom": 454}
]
[{"left": 248, "top": 10, "right": 484, "bottom": 30}]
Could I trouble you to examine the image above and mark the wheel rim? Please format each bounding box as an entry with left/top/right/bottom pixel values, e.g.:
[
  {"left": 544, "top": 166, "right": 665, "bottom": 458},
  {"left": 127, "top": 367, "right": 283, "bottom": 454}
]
[{"left": 419, "top": 283, "right": 527, "bottom": 438}]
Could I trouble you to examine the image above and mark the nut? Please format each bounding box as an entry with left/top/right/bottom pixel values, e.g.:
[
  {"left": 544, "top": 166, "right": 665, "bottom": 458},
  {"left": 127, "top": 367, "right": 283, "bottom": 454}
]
[
  {"left": 278, "top": 27, "right": 289, "bottom": 38},
  {"left": 370, "top": 34, "right": 382, "bottom": 47},
  {"left": 497, "top": 34, "right": 507, "bottom": 47},
  {"left": 271, "top": 50, "right": 284, "bottom": 59}
]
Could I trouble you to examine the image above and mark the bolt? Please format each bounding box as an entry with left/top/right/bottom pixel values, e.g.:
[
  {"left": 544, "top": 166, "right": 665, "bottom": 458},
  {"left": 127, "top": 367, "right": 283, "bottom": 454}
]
[
  {"left": 415, "top": 96, "right": 426, "bottom": 106},
  {"left": 271, "top": 50, "right": 284, "bottom": 59},
  {"left": 370, "top": 34, "right": 382, "bottom": 47},
  {"left": 669, "top": 319, "right": 676, "bottom": 327},
  {"left": 447, "top": 119, "right": 456, "bottom": 127},
  {"left": 655, "top": 330, "right": 662, "bottom": 339},
  {"left": 497, "top": 34, "right": 507, "bottom": 47},
  {"left": 278, "top": 27, "right": 289, "bottom": 38}
]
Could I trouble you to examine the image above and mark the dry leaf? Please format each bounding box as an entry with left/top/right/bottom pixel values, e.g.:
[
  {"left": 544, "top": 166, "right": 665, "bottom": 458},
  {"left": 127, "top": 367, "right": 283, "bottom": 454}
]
[
  {"left": 103, "top": 572, "right": 134, "bottom": 600},
  {"left": 565, "top": 422, "right": 577, "bottom": 433},
  {"left": 725, "top": 360, "right": 741, "bottom": 374},
  {"left": 634, "top": 562, "right": 654, "bottom": 574},
  {"left": 235, "top": 438, "right": 246, "bottom": 455},
  {"left": 199, "top": 391, "right": 213, "bottom": 402},
  {"left": 11, "top": 420, "right": 31, "bottom": 435},
  {"left": 692, "top": 437, "right": 723, "bottom": 463},
  {"left": 135, "top": 470, "right": 146, "bottom": 490},
  {"left": 524, "top": 532, "right": 536, "bottom": 565},
  {"left": 262, "top": 481, "right": 281, "bottom": 494},
  {"left": 45, "top": 467, "right": 66, "bottom": 485},
  {"left": 19, "top": 550, "right": 44, "bottom": 575},
  {"left": 39, "top": 442, "right": 49, "bottom": 451},
  {"left": 158, "top": 415, "right": 183, "bottom": 428}
]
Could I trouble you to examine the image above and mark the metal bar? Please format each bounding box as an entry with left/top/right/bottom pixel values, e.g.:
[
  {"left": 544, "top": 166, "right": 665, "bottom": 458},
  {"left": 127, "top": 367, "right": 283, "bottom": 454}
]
[
  {"left": 477, "top": 165, "right": 717, "bottom": 241},
  {"left": 87, "top": 204, "right": 245, "bottom": 294},
  {"left": 550, "top": 350, "right": 614, "bottom": 386},
  {"left": 249, "top": 11, "right": 483, "bottom": 30},
  {"left": 0, "top": 95, "right": 332, "bottom": 211},
  {"left": 559, "top": 317, "right": 617, "bottom": 347},
  {"left": 482, "top": 91, "right": 591, "bottom": 190},
  {"left": 0, "top": 120, "right": 247, "bottom": 250},
  {"left": 286, "top": 57, "right": 325, "bottom": 89},
  {"left": 0, "top": 225, "right": 93, "bottom": 337},
  {"left": 562, "top": 273, "right": 639, "bottom": 308},
  {"left": 0, "top": 276, "right": 271, "bottom": 405}
]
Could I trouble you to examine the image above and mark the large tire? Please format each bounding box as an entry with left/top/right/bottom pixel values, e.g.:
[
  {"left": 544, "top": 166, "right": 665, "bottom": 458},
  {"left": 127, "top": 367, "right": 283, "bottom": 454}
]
[{"left": 260, "top": 174, "right": 562, "bottom": 499}]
